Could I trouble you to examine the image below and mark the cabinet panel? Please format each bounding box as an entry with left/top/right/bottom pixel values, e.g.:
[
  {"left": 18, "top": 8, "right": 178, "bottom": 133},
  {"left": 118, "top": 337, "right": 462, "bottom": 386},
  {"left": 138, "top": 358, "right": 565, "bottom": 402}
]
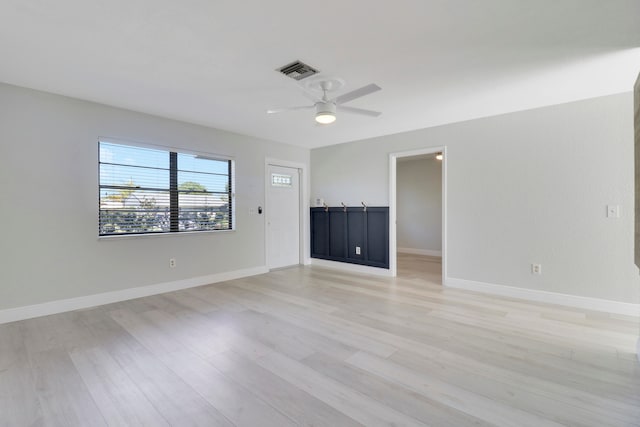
[
  {"left": 367, "top": 209, "right": 389, "bottom": 266},
  {"left": 329, "top": 210, "right": 347, "bottom": 259},
  {"left": 347, "top": 211, "right": 365, "bottom": 261},
  {"left": 311, "top": 210, "right": 329, "bottom": 257},
  {"left": 310, "top": 207, "right": 388, "bottom": 269}
]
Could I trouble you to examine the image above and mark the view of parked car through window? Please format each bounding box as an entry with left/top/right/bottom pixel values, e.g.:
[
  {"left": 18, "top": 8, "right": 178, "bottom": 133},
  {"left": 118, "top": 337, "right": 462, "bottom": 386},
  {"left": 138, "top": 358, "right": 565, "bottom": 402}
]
[{"left": 99, "top": 141, "right": 233, "bottom": 236}]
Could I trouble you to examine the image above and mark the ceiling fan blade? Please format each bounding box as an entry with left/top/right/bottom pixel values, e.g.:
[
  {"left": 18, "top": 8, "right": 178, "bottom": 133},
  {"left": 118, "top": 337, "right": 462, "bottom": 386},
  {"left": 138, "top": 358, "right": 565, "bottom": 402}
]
[
  {"left": 266, "top": 105, "right": 314, "bottom": 114},
  {"left": 332, "top": 83, "right": 381, "bottom": 105},
  {"left": 338, "top": 105, "right": 382, "bottom": 117}
]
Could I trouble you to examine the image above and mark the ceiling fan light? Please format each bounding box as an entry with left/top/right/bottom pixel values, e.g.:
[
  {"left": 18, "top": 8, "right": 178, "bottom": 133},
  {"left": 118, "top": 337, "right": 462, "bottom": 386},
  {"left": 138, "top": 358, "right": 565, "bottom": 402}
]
[{"left": 315, "top": 112, "right": 336, "bottom": 124}]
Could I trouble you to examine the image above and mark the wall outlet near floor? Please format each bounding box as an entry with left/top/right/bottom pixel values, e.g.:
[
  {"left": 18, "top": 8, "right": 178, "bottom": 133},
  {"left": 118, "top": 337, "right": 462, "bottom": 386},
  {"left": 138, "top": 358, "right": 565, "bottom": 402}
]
[
  {"left": 169, "top": 258, "right": 176, "bottom": 268},
  {"left": 355, "top": 246, "right": 361, "bottom": 255},
  {"left": 531, "top": 263, "right": 542, "bottom": 275}
]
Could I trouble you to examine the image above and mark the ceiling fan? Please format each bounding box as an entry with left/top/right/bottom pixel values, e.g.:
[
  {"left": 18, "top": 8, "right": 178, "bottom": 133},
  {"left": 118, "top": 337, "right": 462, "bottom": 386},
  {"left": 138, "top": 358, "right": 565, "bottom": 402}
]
[{"left": 267, "top": 79, "right": 382, "bottom": 125}]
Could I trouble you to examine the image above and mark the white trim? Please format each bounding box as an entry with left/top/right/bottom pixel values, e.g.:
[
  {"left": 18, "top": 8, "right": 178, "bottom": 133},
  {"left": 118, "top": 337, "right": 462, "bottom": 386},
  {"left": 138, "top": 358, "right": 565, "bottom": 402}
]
[
  {"left": 311, "top": 259, "right": 393, "bottom": 277},
  {"left": 397, "top": 247, "right": 442, "bottom": 257},
  {"left": 389, "top": 146, "right": 447, "bottom": 278},
  {"left": 389, "top": 155, "right": 397, "bottom": 275},
  {"left": 637, "top": 338, "right": 640, "bottom": 363},
  {"left": 0, "top": 266, "right": 268, "bottom": 325},
  {"left": 445, "top": 277, "right": 640, "bottom": 317},
  {"left": 98, "top": 229, "right": 236, "bottom": 241},
  {"left": 265, "top": 158, "right": 311, "bottom": 267}
]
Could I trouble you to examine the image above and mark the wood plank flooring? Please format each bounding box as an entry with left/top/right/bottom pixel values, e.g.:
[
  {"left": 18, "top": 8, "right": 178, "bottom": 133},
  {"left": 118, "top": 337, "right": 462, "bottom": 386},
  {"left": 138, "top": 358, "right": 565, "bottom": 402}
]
[{"left": 1, "top": 254, "right": 639, "bottom": 426}]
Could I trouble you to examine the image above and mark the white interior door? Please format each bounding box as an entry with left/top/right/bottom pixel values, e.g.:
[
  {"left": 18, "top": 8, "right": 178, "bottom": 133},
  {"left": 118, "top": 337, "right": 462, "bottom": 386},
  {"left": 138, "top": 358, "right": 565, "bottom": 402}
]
[{"left": 267, "top": 164, "right": 300, "bottom": 269}]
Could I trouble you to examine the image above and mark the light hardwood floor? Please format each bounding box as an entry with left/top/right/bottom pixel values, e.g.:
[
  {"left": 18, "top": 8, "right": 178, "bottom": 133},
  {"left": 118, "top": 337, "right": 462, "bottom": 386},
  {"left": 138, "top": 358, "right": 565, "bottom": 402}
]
[{"left": 1, "top": 254, "right": 639, "bottom": 426}]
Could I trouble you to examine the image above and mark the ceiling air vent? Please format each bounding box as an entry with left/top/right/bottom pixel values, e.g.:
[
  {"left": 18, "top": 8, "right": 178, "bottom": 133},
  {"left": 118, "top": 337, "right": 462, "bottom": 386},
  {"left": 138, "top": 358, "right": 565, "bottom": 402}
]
[{"left": 277, "top": 60, "right": 319, "bottom": 81}]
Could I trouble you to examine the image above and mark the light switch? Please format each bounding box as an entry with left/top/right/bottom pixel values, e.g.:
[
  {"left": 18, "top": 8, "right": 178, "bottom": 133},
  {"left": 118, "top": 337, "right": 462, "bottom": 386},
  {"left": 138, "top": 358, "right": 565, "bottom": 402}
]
[{"left": 607, "top": 205, "right": 620, "bottom": 218}]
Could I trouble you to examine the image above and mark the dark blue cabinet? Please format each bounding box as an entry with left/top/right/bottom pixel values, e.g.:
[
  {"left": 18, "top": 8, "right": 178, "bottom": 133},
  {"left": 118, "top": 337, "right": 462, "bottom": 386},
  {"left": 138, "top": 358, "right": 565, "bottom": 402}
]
[{"left": 310, "top": 207, "right": 389, "bottom": 269}]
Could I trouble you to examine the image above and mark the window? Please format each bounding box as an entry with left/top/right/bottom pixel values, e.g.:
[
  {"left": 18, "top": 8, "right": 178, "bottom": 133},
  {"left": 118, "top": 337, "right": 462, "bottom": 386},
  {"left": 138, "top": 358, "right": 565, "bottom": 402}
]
[
  {"left": 99, "top": 141, "right": 233, "bottom": 236},
  {"left": 271, "top": 173, "right": 292, "bottom": 187}
]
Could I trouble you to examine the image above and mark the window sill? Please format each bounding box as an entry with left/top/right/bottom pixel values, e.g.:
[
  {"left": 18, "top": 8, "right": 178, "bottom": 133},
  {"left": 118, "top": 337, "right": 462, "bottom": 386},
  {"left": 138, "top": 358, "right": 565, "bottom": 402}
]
[{"left": 98, "top": 229, "right": 236, "bottom": 241}]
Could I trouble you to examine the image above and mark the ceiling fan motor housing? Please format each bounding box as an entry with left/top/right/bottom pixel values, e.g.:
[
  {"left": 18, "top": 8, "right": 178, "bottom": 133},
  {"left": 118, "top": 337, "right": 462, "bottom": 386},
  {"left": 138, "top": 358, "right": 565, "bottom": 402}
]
[{"left": 316, "top": 101, "right": 336, "bottom": 115}]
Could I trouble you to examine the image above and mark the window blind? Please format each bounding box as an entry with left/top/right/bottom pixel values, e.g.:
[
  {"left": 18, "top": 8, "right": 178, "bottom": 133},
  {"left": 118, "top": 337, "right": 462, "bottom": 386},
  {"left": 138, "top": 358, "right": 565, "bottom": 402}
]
[{"left": 99, "top": 141, "right": 233, "bottom": 236}]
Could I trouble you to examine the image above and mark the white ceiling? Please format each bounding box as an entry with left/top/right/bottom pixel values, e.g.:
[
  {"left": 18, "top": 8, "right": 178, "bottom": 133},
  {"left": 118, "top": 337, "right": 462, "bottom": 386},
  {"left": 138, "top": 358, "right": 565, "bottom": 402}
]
[{"left": 1, "top": 0, "right": 639, "bottom": 149}]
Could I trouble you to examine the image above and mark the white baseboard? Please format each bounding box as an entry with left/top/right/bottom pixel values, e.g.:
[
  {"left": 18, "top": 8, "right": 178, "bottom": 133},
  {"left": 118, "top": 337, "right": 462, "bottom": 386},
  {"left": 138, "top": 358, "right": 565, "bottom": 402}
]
[
  {"left": 0, "top": 266, "right": 268, "bottom": 325},
  {"left": 397, "top": 247, "right": 442, "bottom": 257},
  {"left": 445, "top": 277, "right": 640, "bottom": 317},
  {"left": 310, "top": 259, "right": 393, "bottom": 277}
]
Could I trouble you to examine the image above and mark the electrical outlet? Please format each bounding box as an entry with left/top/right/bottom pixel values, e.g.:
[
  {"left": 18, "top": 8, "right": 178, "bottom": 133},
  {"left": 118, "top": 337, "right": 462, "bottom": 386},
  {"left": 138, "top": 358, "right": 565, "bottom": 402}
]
[
  {"left": 169, "top": 258, "right": 176, "bottom": 268},
  {"left": 531, "top": 263, "right": 542, "bottom": 275},
  {"left": 355, "top": 246, "right": 361, "bottom": 255}
]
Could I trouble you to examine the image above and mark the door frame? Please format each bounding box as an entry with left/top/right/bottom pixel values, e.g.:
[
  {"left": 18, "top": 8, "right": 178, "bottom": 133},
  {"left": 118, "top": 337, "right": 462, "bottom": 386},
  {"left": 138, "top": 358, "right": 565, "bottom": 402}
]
[
  {"left": 265, "top": 158, "right": 310, "bottom": 269},
  {"left": 389, "top": 146, "right": 447, "bottom": 279}
]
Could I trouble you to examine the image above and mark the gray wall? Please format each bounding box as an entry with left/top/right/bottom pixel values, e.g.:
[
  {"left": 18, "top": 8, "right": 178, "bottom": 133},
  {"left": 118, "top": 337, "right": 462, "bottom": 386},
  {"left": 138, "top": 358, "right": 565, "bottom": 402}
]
[
  {"left": 0, "top": 83, "right": 309, "bottom": 310},
  {"left": 311, "top": 93, "right": 639, "bottom": 304},
  {"left": 397, "top": 157, "right": 442, "bottom": 253}
]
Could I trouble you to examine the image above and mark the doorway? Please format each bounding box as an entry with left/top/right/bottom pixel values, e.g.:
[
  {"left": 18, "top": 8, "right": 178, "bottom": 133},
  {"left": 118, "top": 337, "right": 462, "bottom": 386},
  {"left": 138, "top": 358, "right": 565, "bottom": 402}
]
[
  {"left": 389, "top": 147, "right": 447, "bottom": 280},
  {"left": 266, "top": 163, "right": 301, "bottom": 269}
]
